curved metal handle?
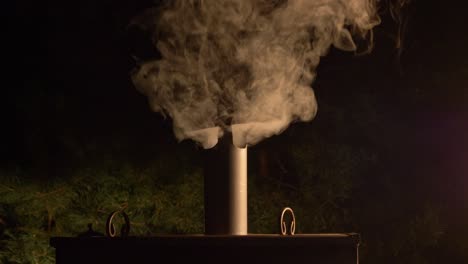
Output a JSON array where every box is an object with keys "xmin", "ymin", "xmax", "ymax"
[
  {"xmin": 280, "ymin": 207, "xmax": 296, "ymax": 235},
  {"xmin": 106, "ymin": 210, "xmax": 130, "ymax": 237}
]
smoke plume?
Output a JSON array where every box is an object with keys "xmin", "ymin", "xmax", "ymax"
[{"xmin": 132, "ymin": 0, "xmax": 380, "ymax": 149}]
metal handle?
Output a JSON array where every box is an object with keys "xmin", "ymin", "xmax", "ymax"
[
  {"xmin": 106, "ymin": 210, "xmax": 130, "ymax": 237},
  {"xmin": 280, "ymin": 207, "xmax": 296, "ymax": 235}
]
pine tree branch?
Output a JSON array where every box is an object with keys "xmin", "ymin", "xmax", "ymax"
[
  {"xmin": 0, "ymin": 184, "xmax": 15, "ymax": 192},
  {"xmin": 35, "ymin": 187, "xmax": 66, "ymax": 199}
]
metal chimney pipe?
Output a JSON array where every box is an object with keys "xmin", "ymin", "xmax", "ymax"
[
  {"xmin": 228, "ymin": 144, "xmax": 247, "ymax": 235},
  {"xmin": 203, "ymin": 136, "xmax": 248, "ymax": 235}
]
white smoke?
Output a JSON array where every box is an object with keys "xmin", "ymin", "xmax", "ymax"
[{"xmin": 132, "ymin": 0, "xmax": 380, "ymax": 148}]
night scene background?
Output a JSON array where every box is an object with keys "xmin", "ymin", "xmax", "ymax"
[{"xmin": 2, "ymin": 0, "xmax": 468, "ymax": 263}]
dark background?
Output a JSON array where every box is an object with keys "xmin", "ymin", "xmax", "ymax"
[{"xmin": 3, "ymin": 0, "xmax": 468, "ymax": 262}]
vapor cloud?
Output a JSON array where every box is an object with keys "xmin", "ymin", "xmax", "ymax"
[{"xmin": 132, "ymin": 0, "xmax": 380, "ymax": 148}]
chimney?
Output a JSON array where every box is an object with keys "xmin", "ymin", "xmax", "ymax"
[{"xmin": 203, "ymin": 135, "xmax": 247, "ymax": 235}]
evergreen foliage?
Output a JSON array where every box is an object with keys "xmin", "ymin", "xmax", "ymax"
[{"xmin": 0, "ymin": 163, "xmax": 205, "ymax": 263}]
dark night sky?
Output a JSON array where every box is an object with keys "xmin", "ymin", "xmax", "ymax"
[{"xmin": 4, "ymin": 0, "xmax": 468, "ymax": 229}]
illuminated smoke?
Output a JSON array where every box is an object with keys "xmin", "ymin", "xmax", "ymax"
[{"xmin": 132, "ymin": 0, "xmax": 380, "ymax": 149}]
